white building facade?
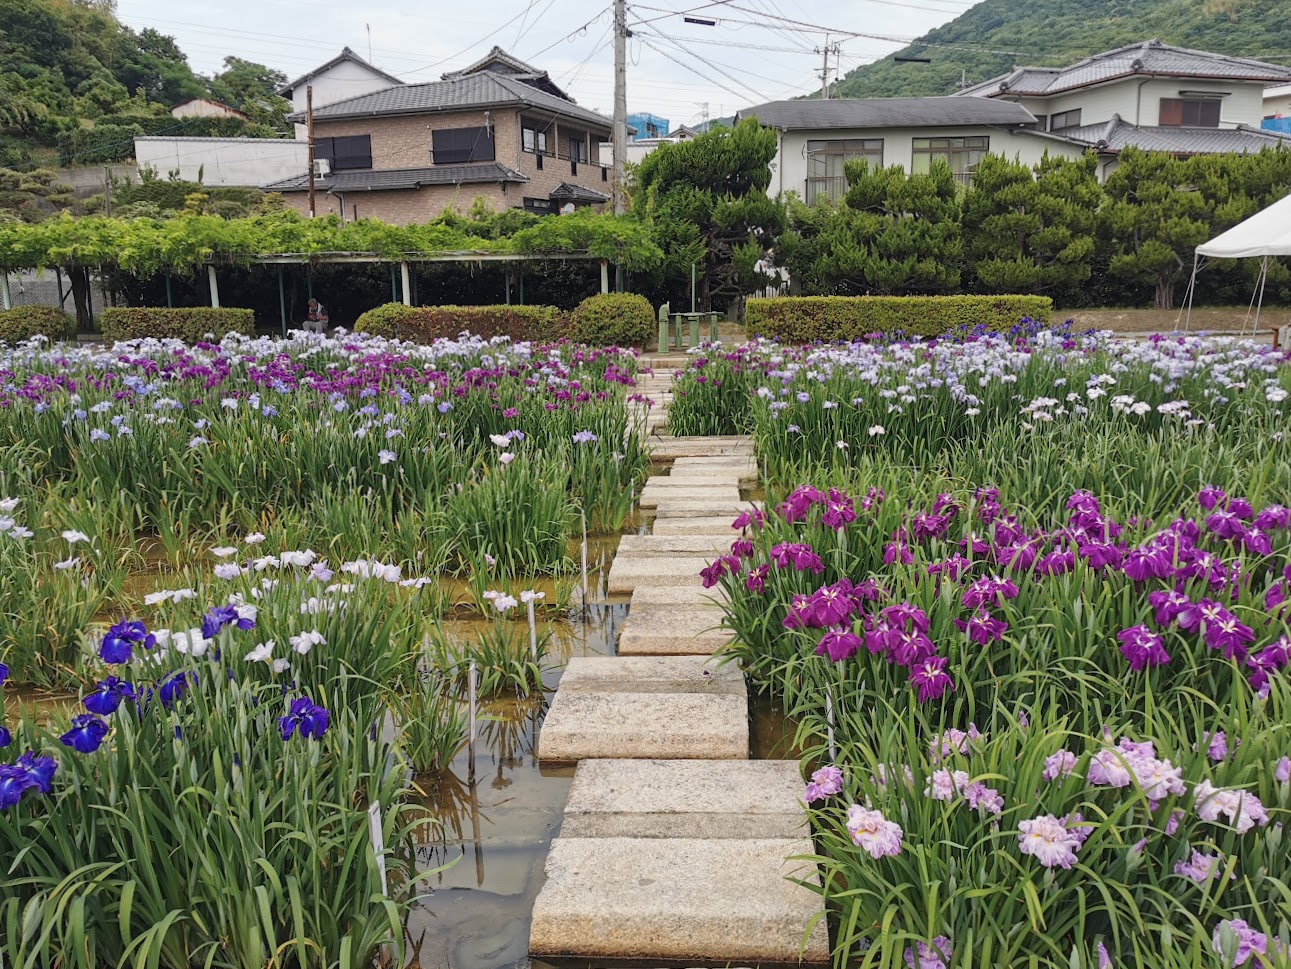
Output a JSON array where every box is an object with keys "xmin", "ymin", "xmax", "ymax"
[
  {"xmin": 134, "ymin": 136, "xmax": 308, "ymax": 187},
  {"xmin": 277, "ymin": 48, "xmax": 404, "ymax": 139}
]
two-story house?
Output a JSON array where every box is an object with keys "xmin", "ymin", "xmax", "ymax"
[
  {"xmin": 957, "ymin": 40, "xmax": 1291, "ymax": 179},
  {"xmin": 266, "ymin": 47, "xmax": 614, "ymax": 224}
]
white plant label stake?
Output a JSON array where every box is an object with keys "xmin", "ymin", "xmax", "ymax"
[
  {"xmin": 368, "ymin": 801, "xmax": 388, "ymax": 896},
  {"xmin": 527, "ymin": 598, "xmax": 538, "ymax": 661},
  {"xmin": 825, "ymin": 686, "xmax": 837, "ymax": 762},
  {"xmin": 468, "ymin": 660, "xmax": 478, "ymax": 745},
  {"xmin": 580, "ymin": 507, "xmax": 589, "ymax": 605}
]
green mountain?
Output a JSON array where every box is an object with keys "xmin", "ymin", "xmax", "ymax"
[{"xmin": 835, "ymin": 0, "xmax": 1291, "ymax": 99}]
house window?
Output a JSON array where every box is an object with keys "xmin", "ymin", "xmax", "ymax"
[
  {"xmin": 1032, "ymin": 114, "xmax": 1048, "ymax": 131},
  {"xmin": 523, "ymin": 197, "xmax": 553, "ymax": 216},
  {"xmin": 522, "ymin": 125, "xmax": 550, "ymax": 155},
  {"xmin": 1159, "ymin": 98, "xmax": 1221, "ymax": 127},
  {"xmin": 804, "ymin": 138, "xmax": 883, "ymax": 204},
  {"xmin": 910, "ymin": 136, "xmax": 989, "ymax": 184},
  {"xmin": 1049, "ymin": 109, "xmax": 1082, "ymax": 131},
  {"xmin": 568, "ymin": 135, "xmax": 588, "ymax": 163},
  {"xmin": 314, "ymin": 135, "xmax": 372, "ymax": 171},
  {"xmin": 431, "ymin": 125, "xmax": 496, "ymax": 164}
]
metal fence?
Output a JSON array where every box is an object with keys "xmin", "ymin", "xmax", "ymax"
[{"xmin": 3, "ymin": 270, "xmax": 118, "ymax": 318}]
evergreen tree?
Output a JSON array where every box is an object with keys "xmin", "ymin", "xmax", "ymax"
[
  {"xmin": 963, "ymin": 152, "xmax": 1101, "ymax": 298},
  {"xmin": 632, "ymin": 118, "xmax": 785, "ymax": 311}
]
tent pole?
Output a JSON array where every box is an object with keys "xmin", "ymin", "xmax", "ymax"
[
  {"xmin": 1182, "ymin": 252, "xmax": 1199, "ymax": 333},
  {"xmin": 1252, "ymin": 256, "xmax": 1270, "ymax": 338}
]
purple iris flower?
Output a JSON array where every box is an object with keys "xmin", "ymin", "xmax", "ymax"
[
  {"xmin": 954, "ymin": 610, "xmax": 1008, "ymax": 645},
  {"xmin": 730, "ymin": 539, "xmax": 756, "ymax": 559},
  {"xmin": 881, "ymin": 602, "xmax": 931, "ymax": 633},
  {"xmin": 82, "ymin": 676, "xmax": 136, "ymax": 716},
  {"xmin": 816, "ymin": 629, "xmax": 863, "ymax": 663},
  {"xmin": 911, "ymin": 512, "xmax": 952, "ymax": 541},
  {"xmin": 1205, "ymin": 510, "xmax": 1246, "ymax": 541},
  {"xmin": 961, "ymin": 576, "xmax": 1019, "ymax": 610},
  {"xmin": 997, "ymin": 542, "xmax": 1039, "ymax": 573},
  {"xmin": 883, "ymin": 540, "xmax": 914, "ymax": 566},
  {"xmin": 808, "ymin": 584, "xmax": 858, "ymax": 627},
  {"xmin": 777, "ymin": 485, "xmax": 825, "ymax": 524},
  {"xmin": 1241, "ymin": 528, "xmax": 1273, "ymax": 556},
  {"xmin": 99, "ymin": 620, "xmax": 156, "ymax": 665},
  {"xmin": 1254, "ymin": 505, "xmax": 1290, "ymax": 530},
  {"xmin": 1036, "ymin": 549, "xmax": 1076, "ymax": 577},
  {"xmin": 769, "ymin": 543, "xmax": 824, "ymax": 574},
  {"xmin": 1117, "ymin": 625, "xmax": 1171, "ymax": 670},
  {"xmin": 909, "ymin": 656, "xmax": 954, "ymax": 702},
  {"xmin": 1177, "ymin": 598, "xmax": 1223, "ymax": 635},
  {"xmin": 1079, "ymin": 542, "xmax": 1123, "ymax": 571},
  {"xmin": 278, "ymin": 696, "xmax": 330, "ymax": 740},
  {"xmin": 928, "ymin": 554, "xmax": 972, "ymax": 581},
  {"xmin": 1066, "ymin": 490, "xmax": 1100, "ymax": 516},
  {"xmin": 731, "ymin": 509, "xmax": 767, "ymax": 530},
  {"xmin": 1122, "ymin": 545, "xmax": 1173, "ymax": 582},
  {"xmin": 745, "ymin": 564, "xmax": 769, "ymax": 593},
  {"xmin": 60, "ymin": 714, "xmax": 109, "ymax": 753},
  {"xmin": 1198, "ymin": 485, "xmax": 1227, "ymax": 511},
  {"xmin": 1267, "ymin": 581, "xmax": 1287, "ymax": 613},
  {"xmin": 887, "ymin": 629, "xmax": 938, "ymax": 667},
  {"xmin": 1202, "ymin": 613, "xmax": 1255, "ymax": 662},
  {"xmin": 1148, "ymin": 590, "xmax": 1190, "ymax": 626},
  {"xmin": 1228, "ymin": 498, "xmax": 1254, "ymax": 521},
  {"xmin": 821, "ymin": 489, "xmax": 856, "ymax": 530}
]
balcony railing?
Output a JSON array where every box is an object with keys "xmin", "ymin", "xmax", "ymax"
[
  {"xmin": 524, "ymin": 146, "xmax": 610, "ymax": 180},
  {"xmin": 805, "ymin": 175, "xmax": 848, "ymax": 205}
]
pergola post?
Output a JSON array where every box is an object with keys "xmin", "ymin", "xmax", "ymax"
[
  {"xmin": 600, "ymin": 259, "xmax": 609, "ymax": 294},
  {"xmin": 518, "ymin": 268, "xmax": 524, "ymax": 305},
  {"xmin": 400, "ymin": 261, "xmax": 412, "ymax": 307},
  {"xmin": 164, "ymin": 274, "xmax": 174, "ymax": 308},
  {"xmin": 278, "ymin": 268, "xmax": 288, "ymax": 338},
  {"xmin": 55, "ymin": 268, "xmax": 66, "ymax": 308},
  {"xmin": 389, "ymin": 265, "xmax": 398, "ymax": 304},
  {"xmin": 0, "ymin": 272, "xmax": 10, "ymax": 311},
  {"xmin": 505, "ymin": 269, "xmax": 512, "ymax": 306},
  {"xmin": 207, "ymin": 265, "xmax": 220, "ymax": 308}
]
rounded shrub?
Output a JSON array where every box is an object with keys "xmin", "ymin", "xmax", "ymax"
[
  {"xmin": 99, "ymin": 307, "xmax": 255, "ymax": 343},
  {"xmin": 567, "ymin": 293, "xmax": 654, "ymax": 348},
  {"xmin": 0, "ymin": 306, "xmax": 75, "ymax": 344},
  {"xmin": 354, "ymin": 303, "xmax": 566, "ymax": 342}
]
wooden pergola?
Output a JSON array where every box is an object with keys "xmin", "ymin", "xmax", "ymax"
[{"xmin": 199, "ymin": 249, "xmax": 614, "ymax": 335}]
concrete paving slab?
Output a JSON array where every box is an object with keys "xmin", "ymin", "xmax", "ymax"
[
  {"xmin": 630, "ymin": 585, "xmax": 727, "ymax": 607},
  {"xmin": 616, "ymin": 535, "xmax": 733, "ymax": 557},
  {"xmin": 639, "ymin": 487, "xmax": 742, "ymax": 509},
  {"xmin": 652, "ymin": 500, "xmax": 754, "ymax": 519},
  {"xmin": 538, "ymin": 692, "xmax": 748, "ymax": 764},
  {"xmin": 651, "ymin": 516, "xmax": 742, "ymax": 535},
  {"xmin": 557, "ymin": 655, "xmax": 744, "ymax": 696},
  {"xmin": 560, "ymin": 759, "xmax": 807, "ymax": 840},
  {"xmin": 650, "ymin": 438, "xmax": 755, "ymax": 460},
  {"xmin": 617, "ymin": 605, "xmax": 729, "ymax": 656},
  {"xmin": 641, "ymin": 475, "xmax": 744, "ymax": 488},
  {"xmin": 529, "ymin": 837, "xmax": 829, "ymax": 964},
  {"xmin": 607, "ymin": 555, "xmax": 712, "ymax": 595}
]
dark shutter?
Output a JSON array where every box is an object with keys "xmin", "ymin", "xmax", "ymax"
[
  {"xmin": 1199, "ymin": 100, "xmax": 1221, "ymax": 127},
  {"xmin": 331, "ymin": 135, "xmax": 372, "ymax": 170},
  {"xmin": 1159, "ymin": 98, "xmax": 1184, "ymax": 126},
  {"xmin": 432, "ymin": 126, "xmax": 496, "ymax": 164},
  {"xmin": 314, "ymin": 136, "xmax": 335, "ymax": 164}
]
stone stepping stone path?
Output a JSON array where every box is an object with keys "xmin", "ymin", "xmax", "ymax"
[{"xmin": 529, "ymin": 432, "xmax": 829, "ymax": 966}]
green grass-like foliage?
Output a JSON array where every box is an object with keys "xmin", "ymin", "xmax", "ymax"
[
  {"xmin": 746, "ymin": 294, "xmax": 1053, "ymax": 341},
  {"xmin": 354, "ymin": 302, "xmax": 566, "ymax": 342},
  {"xmin": 100, "ymin": 307, "xmax": 255, "ymax": 342},
  {"xmin": 567, "ymin": 292, "xmax": 655, "ymax": 348},
  {"xmin": 0, "ymin": 305, "xmax": 74, "ymax": 343}
]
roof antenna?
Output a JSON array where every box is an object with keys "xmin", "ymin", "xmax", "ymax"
[{"xmin": 366, "ymin": 24, "xmax": 373, "ymax": 64}]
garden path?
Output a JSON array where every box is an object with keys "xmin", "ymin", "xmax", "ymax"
[{"xmin": 528, "ymin": 370, "xmax": 829, "ymax": 966}]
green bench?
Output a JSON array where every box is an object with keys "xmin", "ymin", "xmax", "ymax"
[{"xmin": 656, "ymin": 302, "xmax": 722, "ymax": 352}]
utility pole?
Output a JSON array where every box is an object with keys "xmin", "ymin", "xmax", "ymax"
[
  {"xmin": 819, "ymin": 33, "xmax": 831, "ymax": 99},
  {"xmin": 306, "ymin": 84, "xmax": 316, "ymax": 219},
  {"xmin": 612, "ymin": 0, "xmax": 628, "ymax": 215}
]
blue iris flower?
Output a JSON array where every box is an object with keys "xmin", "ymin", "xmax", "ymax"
[
  {"xmin": 278, "ymin": 696, "xmax": 330, "ymax": 741},
  {"xmin": 0, "ymin": 725, "xmax": 10, "ymax": 748},
  {"xmin": 201, "ymin": 604, "xmax": 255, "ymax": 641},
  {"xmin": 0, "ymin": 661, "xmax": 8, "ymax": 684},
  {"xmin": 0, "ymin": 765, "xmax": 33, "ymax": 809},
  {"xmin": 60, "ymin": 714, "xmax": 109, "ymax": 754},
  {"xmin": 158, "ymin": 671, "xmax": 193, "ymax": 710},
  {"xmin": 17, "ymin": 751, "xmax": 56, "ymax": 793},
  {"xmin": 99, "ymin": 620, "xmax": 156, "ymax": 665},
  {"xmin": 83, "ymin": 676, "xmax": 137, "ymax": 716}
]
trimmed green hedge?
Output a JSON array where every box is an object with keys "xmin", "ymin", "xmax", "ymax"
[
  {"xmin": 0, "ymin": 306, "xmax": 75, "ymax": 343},
  {"xmin": 568, "ymin": 293, "xmax": 654, "ymax": 348},
  {"xmin": 746, "ymin": 295, "xmax": 1053, "ymax": 342},
  {"xmin": 100, "ymin": 307, "xmax": 255, "ymax": 343},
  {"xmin": 354, "ymin": 304, "xmax": 566, "ymax": 342}
]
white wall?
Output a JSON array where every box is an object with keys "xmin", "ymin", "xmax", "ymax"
[
  {"xmin": 768, "ymin": 126, "xmax": 1088, "ymax": 200},
  {"xmin": 289, "ymin": 61, "xmax": 398, "ymax": 138},
  {"xmin": 134, "ymin": 136, "xmax": 308, "ymax": 187},
  {"xmin": 599, "ymin": 138, "xmax": 676, "ymax": 167},
  {"xmin": 1004, "ymin": 78, "xmax": 1269, "ymax": 130},
  {"xmin": 1266, "ymin": 84, "xmax": 1291, "ymax": 118},
  {"xmin": 171, "ymin": 99, "xmax": 244, "ymax": 120}
]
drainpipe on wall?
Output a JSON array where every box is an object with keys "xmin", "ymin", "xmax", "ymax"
[
  {"xmin": 1134, "ymin": 76, "xmax": 1155, "ymax": 127},
  {"xmin": 333, "ymin": 191, "xmax": 346, "ymax": 225}
]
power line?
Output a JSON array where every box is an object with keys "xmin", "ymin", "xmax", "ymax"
[
  {"xmin": 635, "ymin": 24, "xmax": 769, "ymax": 100},
  {"xmin": 402, "ymin": 3, "xmax": 541, "ymax": 75},
  {"xmin": 526, "ymin": 8, "xmax": 612, "ymax": 62},
  {"xmin": 638, "ymin": 36, "xmax": 758, "ymax": 104}
]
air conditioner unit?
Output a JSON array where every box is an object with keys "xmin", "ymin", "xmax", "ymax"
[{"xmin": 313, "ymin": 158, "xmax": 331, "ymax": 177}]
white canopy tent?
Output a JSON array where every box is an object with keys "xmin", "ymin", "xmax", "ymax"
[{"xmin": 1183, "ymin": 192, "xmax": 1291, "ymax": 334}]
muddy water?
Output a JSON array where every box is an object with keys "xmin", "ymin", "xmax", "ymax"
[{"xmin": 402, "ymin": 603, "xmax": 626, "ymax": 969}]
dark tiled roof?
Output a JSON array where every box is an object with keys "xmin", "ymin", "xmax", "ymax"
[
  {"xmin": 278, "ymin": 47, "xmax": 403, "ymax": 97},
  {"xmin": 958, "ymin": 39, "xmax": 1291, "ymax": 98},
  {"xmin": 737, "ymin": 97, "xmax": 1037, "ymax": 130},
  {"xmin": 262, "ymin": 163, "xmax": 529, "ymax": 193},
  {"xmin": 1042, "ymin": 118, "xmax": 1291, "ymax": 154},
  {"xmin": 288, "ymin": 72, "xmax": 613, "ymax": 131},
  {"xmin": 549, "ymin": 181, "xmax": 610, "ymax": 202}
]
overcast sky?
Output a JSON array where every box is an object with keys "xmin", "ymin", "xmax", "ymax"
[{"xmin": 114, "ymin": 0, "xmax": 981, "ymax": 123}]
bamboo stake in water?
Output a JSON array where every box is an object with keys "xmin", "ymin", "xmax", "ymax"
[
  {"xmin": 526, "ymin": 597, "xmax": 538, "ymax": 661},
  {"xmin": 825, "ymin": 685, "xmax": 837, "ymax": 762},
  {"xmin": 580, "ymin": 506, "xmax": 589, "ymax": 605},
  {"xmin": 468, "ymin": 660, "xmax": 478, "ymax": 745}
]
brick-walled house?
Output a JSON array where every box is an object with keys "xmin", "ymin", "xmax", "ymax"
[{"xmin": 265, "ymin": 47, "xmax": 614, "ymax": 224}]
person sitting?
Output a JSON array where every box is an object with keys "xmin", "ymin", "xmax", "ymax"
[{"xmin": 303, "ymin": 298, "xmax": 329, "ymax": 333}]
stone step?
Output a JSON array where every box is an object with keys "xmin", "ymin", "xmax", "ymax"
[
  {"xmin": 558, "ymin": 655, "xmax": 744, "ymax": 695},
  {"xmin": 652, "ymin": 516, "xmax": 742, "ymax": 536},
  {"xmin": 538, "ymin": 692, "xmax": 748, "ymax": 765},
  {"xmin": 639, "ymin": 486, "xmax": 743, "ymax": 510},
  {"xmin": 617, "ymin": 535, "xmax": 734, "ymax": 557},
  {"xmin": 652, "ymin": 500, "xmax": 753, "ymax": 519},
  {"xmin": 617, "ymin": 606, "xmax": 729, "ymax": 656},
  {"xmin": 606, "ymin": 555, "xmax": 710, "ymax": 594},
  {"xmin": 560, "ymin": 759, "xmax": 807, "ymax": 840},
  {"xmin": 529, "ymin": 837, "xmax": 829, "ymax": 964},
  {"xmin": 650, "ymin": 437, "xmax": 755, "ymax": 460}
]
